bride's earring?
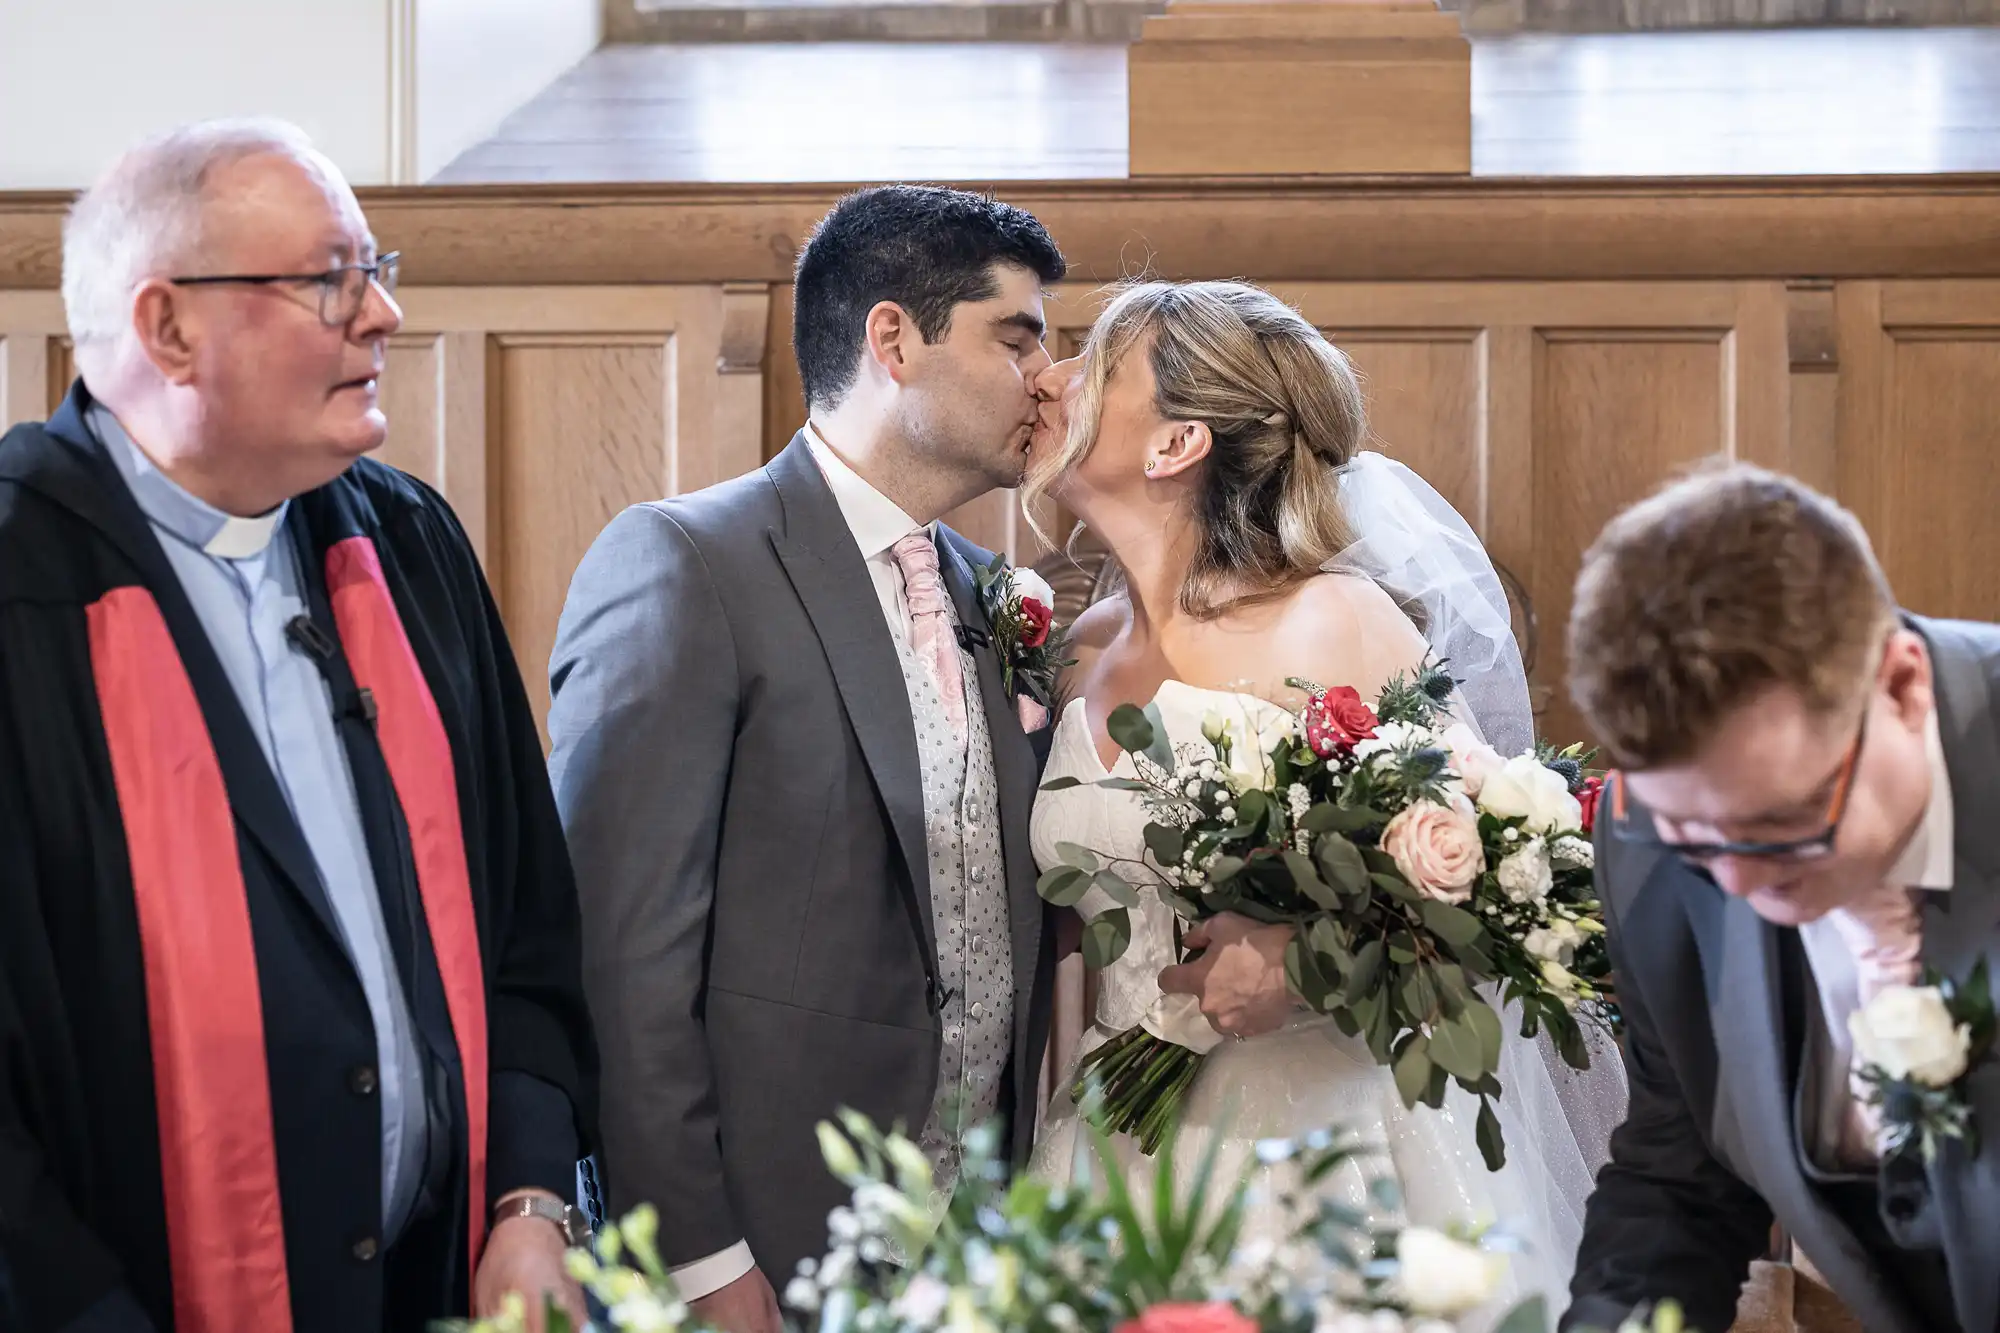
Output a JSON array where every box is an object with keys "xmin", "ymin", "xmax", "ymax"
[{"xmin": 1143, "ymin": 460, "xmax": 1156, "ymax": 476}]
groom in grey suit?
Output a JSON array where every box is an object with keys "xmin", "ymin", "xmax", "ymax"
[
  {"xmin": 546, "ymin": 186, "xmax": 1067, "ymax": 1333},
  {"xmin": 1562, "ymin": 464, "xmax": 2000, "ymax": 1333}
]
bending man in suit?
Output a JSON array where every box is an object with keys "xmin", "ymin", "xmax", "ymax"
[
  {"xmin": 548, "ymin": 186, "xmax": 1067, "ymax": 1333},
  {"xmin": 1563, "ymin": 463, "xmax": 2000, "ymax": 1333}
]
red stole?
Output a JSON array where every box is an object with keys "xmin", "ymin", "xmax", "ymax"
[{"xmin": 87, "ymin": 537, "xmax": 488, "ymax": 1333}]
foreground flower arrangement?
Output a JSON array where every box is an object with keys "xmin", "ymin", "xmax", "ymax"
[
  {"xmin": 456, "ymin": 1109, "xmax": 1684, "ymax": 1333},
  {"xmin": 1039, "ymin": 663, "xmax": 1614, "ymax": 1166}
]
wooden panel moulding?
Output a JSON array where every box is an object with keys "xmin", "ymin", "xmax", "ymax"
[{"xmin": 9, "ymin": 178, "xmax": 2000, "ymax": 290}]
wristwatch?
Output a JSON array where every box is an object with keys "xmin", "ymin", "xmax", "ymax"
[{"xmin": 493, "ymin": 1193, "xmax": 592, "ymax": 1247}]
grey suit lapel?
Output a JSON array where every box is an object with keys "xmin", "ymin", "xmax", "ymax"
[
  {"xmin": 1704, "ymin": 892, "xmax": 1915, "ymax": 1329},
  {"xmin": 766, "ymin": 436, "xmax": 937, "ymax": 971},
  {"xmin": 936, "ymin": 531, "xmax": 1046, "ymax": 1072},
  {"xmin": 1911, "ymin": 616, "xmax": 2000, "ymax": 1333}
]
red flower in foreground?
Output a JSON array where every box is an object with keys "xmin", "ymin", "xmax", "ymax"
[
  {"xmin": 1019, "ymin": 597, "xmax": 1053, "ymax": 649},
  {"xmin": 1577, "ymin": 775, "xmax": 1604, "ymax": 833},
  {"xmin": 1117, "ymin": 1304, "xmax": 1258, "ymax": 1333},
  {"xmin": 1304, "ymin": 685, "xmax": 1379, "ymax": 757}
]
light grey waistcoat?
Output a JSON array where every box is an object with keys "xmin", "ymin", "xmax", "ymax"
[{"xmin": 894, "ymin": 590, "xmax": 1013, "ymax": 1193}]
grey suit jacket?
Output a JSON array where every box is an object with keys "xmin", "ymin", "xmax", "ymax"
[
  {"xmin": 546, "ymin": 435, "xmax": 1055, "ymax": 1285},
  {"xmin": 1565, "ymin": 615, "xmax": 2000, "ymax": 1333}
]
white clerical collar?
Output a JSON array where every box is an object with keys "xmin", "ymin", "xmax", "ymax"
[
  {"xmin": 801, "ymin": 422, "xmax": 931, "ymax": 560},
  {"xmin": 90, "ymin": 404, "xmax": 287, "ymax": 559},
  {"xmin": 1888, "ymin": 705, "xmax": 1955, "ymax": 891}
]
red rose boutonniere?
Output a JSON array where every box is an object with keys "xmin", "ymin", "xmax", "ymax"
[{"xmin": 972, "ymin": 555, "xmax": 1074, "ymax": 717}]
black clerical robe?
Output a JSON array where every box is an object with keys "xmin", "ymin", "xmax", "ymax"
[{"xmin": 0, "ymin": 382, "xmax": 599, "ymax": 1333}]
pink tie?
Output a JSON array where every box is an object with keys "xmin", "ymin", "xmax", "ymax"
[
  {"xmin": 1833, "ymin": 885, "xmax": 1924, "ymax": 1164},
  {"xmin": 891, "ymin": 532, "xmax": 969, "ymax": 746}
]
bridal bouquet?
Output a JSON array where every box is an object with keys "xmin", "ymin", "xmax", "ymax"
[
  {"xmin": 1039, "ymin": 662, "xmax": 1613, "ymax": 1166},
  {"xmin": 457, "ymin": 1106, "xmax": 1687, "ymax": 1333}
]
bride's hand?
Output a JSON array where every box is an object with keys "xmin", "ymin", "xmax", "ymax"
[{"xmin": 1157, "ymin": 913, "xmax": 1298, "ymax": 1040}]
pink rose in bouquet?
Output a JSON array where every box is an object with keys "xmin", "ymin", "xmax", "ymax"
[{"xmin": 1380, "ymin": 794, "xmax": 1485, "ymax": 904}]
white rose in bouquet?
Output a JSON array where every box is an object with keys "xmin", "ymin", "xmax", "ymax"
[
  {"xmin": 1849, "ymin": 985, "xmax": 1972, "ymax": 1087},
  {"xmin": 1478, "ymin": 755, "xmax": 1583, "ymax": 835},
  {"xmin": 1394, "ymin": 1227, "xmax": 1507, "ymax": 1317}
]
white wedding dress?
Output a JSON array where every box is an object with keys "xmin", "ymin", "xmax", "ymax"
[{"xmin": 1030, "ymin": 681, "xmax": 1609, "ymax": 1332}]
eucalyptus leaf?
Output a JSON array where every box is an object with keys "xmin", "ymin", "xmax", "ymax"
[
  {"xmin": 1344, "ymin": 939, "xmax": 1385, "ymax": 1004},
  {"xmin": 1105, "ymin": 704, "xmax": 1156, "ymax": 757},
  {"xmin": 1552, "ymin": 1013, "xmax": 1591, "ymax": 1070},
  {"xmin": 1433, "ymin": 961, "xmax": 1473, "ymax": 1016},
  {"xmin": 1037, "ymin": 865, "xmax": 1091, "ymax": 907},
  {"xmin": 1286, "ymin": 939, "xmax": 1332, "ymax": 1011},
  {"xmin": 1315, "ymin": 833, "xmax": 1370, "ymax": 894},
  {"xmin": 1491, "ymin": 1297, "xmax": 1549, "ymax": 1333},
  {"xmin": 1142, "ymin": 701, "xmax": 1177, "ymax": 775},
  {"xmin": 1302, "ymin": 803, "xmax": 1384, "ymax": 835},
  {"xmin": 1468, "ymin": 999, "xmax": 1505, "ymax": 1070},
  {"xmin": 1054, "ymin": 842, "xmax": 1101, "ymax": 874},
  {"xmin": 1392, "ymin": 1039, "xmax": 1432, "ymax": 1107},
  {"xmin": 1476, "ymin": 1096, "xmax": 1507, "ymax": 1171},
  {"xmin": 1144, "ymin": 823, "xmax": 1187, "ymax": 869},
  {"xmin": 1401, "ymin": 967, "xmax": 1440, "ymax": 1024},
  {"xmin": 1040, "ymin": 776, "xmax": 1084, "ymax": 791},
  {"xmin": 1420, "ymin": 899, "xmax": 1485, "ymax": 948},
  {"xmin": 1080, "ymin": 908, "xmax": 1132, "ymax": 969},
  {"xmin": 1096, "ymin": 777, "xmax": 1154, "ymax": 793},
  {"xmin": 1372, "ymin": 872, "xmax": 1421, "ymax": 902},
  {"xmin": 1091, "ymin": 869, "xmax": 1140, "ymax": 908},
  {"xmin": 1430, "ymin": 1015, "xmax": 1487, "ymax": 1081},
  {"xmin": 1283, "ymin": 851, "xmax": 1341, "ymax": 910},
  {"xmin": 1208, "ymin": 856, "xmax": 1246, "ymax": 883}
]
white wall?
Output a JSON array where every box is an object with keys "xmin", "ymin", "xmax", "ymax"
[
  {"xmin": 415, "ymin": 0, "xmax": 602, "ymax": 182},
  {"xmin": 0, "ymin": 0, "xmax": 600, "ymax": 190},
  {"xmin": 0, "ymin": 0, "xmax": 392, "ymax": 190}
]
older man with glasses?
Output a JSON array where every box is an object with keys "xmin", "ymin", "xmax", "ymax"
[
  {"xmin": 1560, "ymin": 463, "xmax": 1996, "ymax": 1333},
  {"xmin": 0, "ymin": 119, "xmax": 597, "ymax": 1333}
]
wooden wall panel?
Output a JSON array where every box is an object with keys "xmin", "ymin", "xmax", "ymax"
[
  {"xmin": 1840, "ymin": 280, "xmax": 2000, "ymax": 627},
  {"xmin": 494, "ymin": 336, "xmax": 675, "ymax": 731},
  {"xmin": 378, "ymin": 333, "xmax": 445, "ymax": 488},
  {"xmin": 0, "ymin": 292, "xmax": 66, "ymax": 426},
  {"xmin": 1337, "ymin": 333, "xmax": 1484, "ymax": 532},
  {"xmin": 1532, "ymin": 333, "xmax": 1734, "ymax": 744}
]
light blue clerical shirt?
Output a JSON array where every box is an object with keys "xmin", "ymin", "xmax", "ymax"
[{"xmin": 93, "ymin": 406, "xmax": 427, "ymax": 1236}]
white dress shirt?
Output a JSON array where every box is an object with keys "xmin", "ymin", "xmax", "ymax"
[
  {"xmin": 670, "ymin": 424, "xmax": 935, "ymax": 1300},
  {"xmin": 1799, "ymin": 707, "xmax": 1955, "ymax": 1167}
]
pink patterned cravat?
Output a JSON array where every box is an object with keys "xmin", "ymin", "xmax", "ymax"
[
  {"xmin": 890, "ymin": 532, "xmax": 969, "ymax": 747},
  {"xmin": 1833, "ymin": 883, "xmax": 1924, "ymax": 1164}
]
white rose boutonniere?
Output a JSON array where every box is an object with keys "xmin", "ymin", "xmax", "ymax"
[
  {"xmin": 972, "ymin": 555, "xmax": 1073, "ymax": 722},
  {"xmin": 1850, "ymin": 961, "xmax": 1997, "ymax": 1163}
]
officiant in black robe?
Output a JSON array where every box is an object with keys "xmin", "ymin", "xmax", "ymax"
[{"xmin": 0, "ymin": 120, "xmax": 597, "ymax": 1333}]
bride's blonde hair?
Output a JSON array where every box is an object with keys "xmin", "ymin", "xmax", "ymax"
[{"xmin": 1027, "ymin": 280, "xmax": 1367, "ymax": 619}]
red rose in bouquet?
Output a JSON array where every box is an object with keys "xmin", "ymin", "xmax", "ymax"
[
  {"xmin": 1304, "ymin": 685, "xmax": 1378, "ymax": 757},
  {"xmin": 1577, "ymin": 775, "xmax": 1604, "ymax": 833},
  {"xmin": 1019, "ymin": 597, "xmax": 1053, "ymax": 649},
  {"xmin": 1116, "ymin": 1305, "xmax": 1258, "ymax": 1333}
]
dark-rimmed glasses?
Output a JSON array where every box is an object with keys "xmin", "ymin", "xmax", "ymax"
[
  {"xmin": 1610, "ymin": 708, "xmax": 1869, "ymax": 864},
  {"xmin": 170, "ymin": 252, "xmax": 400, "ymax": 327}
]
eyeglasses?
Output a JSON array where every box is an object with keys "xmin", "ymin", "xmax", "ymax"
[
  {"xmin": 1610, "ymin": 708, "xmax": 1868, "ymax": 865},
  {"xmin": 170, "ymin": 252, "xmax": 400, "ymax": 327}
]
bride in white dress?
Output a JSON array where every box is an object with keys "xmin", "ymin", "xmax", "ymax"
[{"xmin": 1020, "ymin": 281, "xmax": 1627, "ymax": 1329}]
